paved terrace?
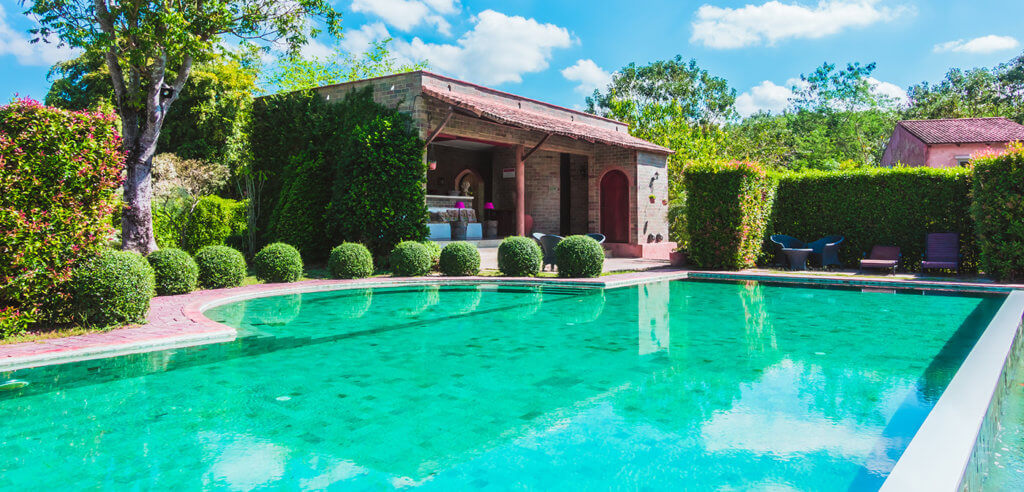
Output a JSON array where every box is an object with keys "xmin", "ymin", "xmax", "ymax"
[{"xmin": 2, "ymin": 268, "xmax": 1022, "ymax": 372}]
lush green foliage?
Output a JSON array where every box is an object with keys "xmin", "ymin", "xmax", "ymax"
[
  {"xmin": 328, "ymin": 243, "xmax": 374, "ymax": 279},
  {"xmin": 252, "ymin": 88, "xmax": 428, "ymax": 259},
  {"xmin": 554, "ymin": 236, "xmax": 605, "ymax": 278},
  {"xmin": 422, "ymin": 241, "xmax": 441, "ymax": 270},
  {"xmin": 254, "ymin": 243, "xmax": 303, "ymax": 283},
  {"xmin": 390, "ymin": 241, "xmax": 432, "ymax": 277},
  {"xmin": 771, "ymin": 166, "xmax": 975, "ymax": 271},
  {"xmin": 439, "ymin": 242, "xmax": 481, "ymax": 276},
  {"xmin": 194, "ymin": 245, "xmax": 247, "ymax": 289},
  {"xmin": 497, "ymin": 236, "xmax": 542, "ymax": 277},
  {"xmin": 905, "ymin": 54, "xmax": 1024, "ymax": 123},
  {"xmin": 684, "ymin": 161, "xmax": 776, "ymax": 269},
  {"xmin": 972, "ymin": 143, "xmax": 1024, "ymax": 280},
  {"xmin": 263, "ymin": 39, "xmax": 426, "ymax": 93},
  {"xmin": 0, "ymin": 99, "xmax": 123, "ymax": 334},
  {"xmin": 154, "ymin": 194, "xmax": 246, "ymax": 254},
  {"xmin": 71, "ymin": 250, "xmax": 155, "ymax": 327},
  {"xmin": 146, "ymin": 248, "xmax": 199, "ymax": 295}
]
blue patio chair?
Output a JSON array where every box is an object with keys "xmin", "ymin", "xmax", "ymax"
[
  {"xmin": 806, "ymin": 235, "xmax": 844, "ymax": 269},
  {"xmin": 586, "ymin": 233, "xmax": 606, "ymax": 244},
  {"xmin": 537, "ymin": 234, "xmax": 562, "ymax": 271}
]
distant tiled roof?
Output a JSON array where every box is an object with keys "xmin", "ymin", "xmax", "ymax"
[
  {"xmin": 420, "ymin": 82, "xmax": 672, "ymax": 154},
  {"xmin": 898, "ymin": 117, "xmax": 1024, "ymax": 144}
]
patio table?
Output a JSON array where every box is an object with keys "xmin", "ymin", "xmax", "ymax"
[{"xmin": 782, "ymin": 248, "xmax": 813, "ymax": 271}]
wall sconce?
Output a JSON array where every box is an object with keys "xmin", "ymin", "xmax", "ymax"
[{"xmin": 649, "ymin": 171, "xmax": 659, "ymax": 189}]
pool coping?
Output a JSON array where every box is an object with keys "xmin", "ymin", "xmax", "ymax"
[{"xmin": 879, "ymin": 290, "xmax": 1024, "ymax": 491}]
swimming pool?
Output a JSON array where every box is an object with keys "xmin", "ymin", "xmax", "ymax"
[{"xmin": 0, "ymin": 280, "xmax": 1006, "ymax": 489}]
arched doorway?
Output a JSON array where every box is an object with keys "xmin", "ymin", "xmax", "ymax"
[
  {"xmin": 454, "ymin": 169, "xmax": 485, "ymax": 220},
  {"xmin": 600, "ymin": 170, "xmax": 629, "ymax": 243}
]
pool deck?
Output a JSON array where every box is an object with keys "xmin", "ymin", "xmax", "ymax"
[{"xmin": 1, "ymin": 268, "xmax": 1021, "ymax": 373}]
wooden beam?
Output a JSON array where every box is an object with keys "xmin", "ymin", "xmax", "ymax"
[
  {"xmin": 522, "ymin": 133, "xmax": 552, "ymax": 160},
  {"xmin": 515, "ymin": 144, "xmax": 526, "ymax": 236},
  {"xmin": 423, "ymin": 107, "xmax": 454, "ymax": 149}
]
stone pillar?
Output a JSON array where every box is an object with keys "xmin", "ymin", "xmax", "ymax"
[{"xmin": 515, "ymin": 144, "xmax": 525, "ymax": 236}]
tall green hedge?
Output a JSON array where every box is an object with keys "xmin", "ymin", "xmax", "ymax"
[
  {"xmin": 250, "ymin": 88, "xmax": 427, "ymax": 260},
  {"xmin": 770, "ymin": 167, "xmax": 975, "ymax": 271},
  {"xmin": 972, "ymin": 143, "xmax": 1024, "ymax": 281},
  {"xmin": 684, "ymin": 161, "xmax": 776, "ymax": 269}
]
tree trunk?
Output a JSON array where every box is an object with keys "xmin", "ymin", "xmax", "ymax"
[{"xmin": 120, "ymin": 105, "xmax": 163, "ymax": 254}]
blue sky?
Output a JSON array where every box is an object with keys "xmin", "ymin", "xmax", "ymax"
[{"xmin": 2, "ymin": 0, "xmax": 1024, "ymax": 115}]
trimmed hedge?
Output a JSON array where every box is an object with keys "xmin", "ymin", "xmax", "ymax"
[
  {"xmin": 194, "ymin": 245, "xmax": 247, "ymax": 289},
  {"xmin": 439, "ymin": 242, "xmax": 481, "ymax": 276},
  {"xmin": 390, "ymin": 241, "xmax": 432, "ymax": 277},
  {"xmin": 422, "ymin": 241, "xmax": 441, "ymax": 270},
  {"xmin": 555, "ymin": 235, "xmax": 605, "ymax": 278},
  {"xmin": 770, "ymin": 166, "xmax": 974, "ymax": 271},
  {"xmin": 147, "ymin": 248, "xmax": 198, "ymax": 295},
  {"xmin": 0, "ymin": 99, "xmax": 123, "ymax": 334},
  {"xmin": 498, "ymin": 236, "xmax": 542, "ymax": 277},
  {"xmin": 328, "ymin": 243, "xmax": 374, "ymax": 279},
  {"xmin": 71, "ymin": 250, "xmax": 155, "ymax": 327},
  {"xmin": 972, "ymin": 143, "xmax": 1024, "ymax": 281},
  {"xmin": 254, "ymin": 243, "xmax": 303, "ymax": 283},
  {"xmin": 684, "ymin": 161, "xmax": 776, "ymax": 269}
]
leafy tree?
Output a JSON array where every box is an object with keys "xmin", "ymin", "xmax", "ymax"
[
  {"xmin": 25, "ymin": 0, "xmax": 341, "ymax": 254},
  {"xmin": 905, "ymin": 52, "xmax": 1024, "ymax": 123},
  {"xmin": 263, "ymin": 39, "xmax": 426, "ymax": 93}
]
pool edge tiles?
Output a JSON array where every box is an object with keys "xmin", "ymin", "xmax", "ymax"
[{"xmin": 880, "ymin": 290, "xmax": 1024, "ymax": 492}]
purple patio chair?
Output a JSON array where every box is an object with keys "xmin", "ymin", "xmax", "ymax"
[
  {"xmin": 921, "ymin": 233, "xmax": 960, "ymax": 273},
  {"xmin": 859, "ymin": 246, "xmax": 901, "ymax": 275}
]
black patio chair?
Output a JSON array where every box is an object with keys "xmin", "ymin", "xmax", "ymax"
[
  {"xmin": 537, "ymin": 234, "xmax": 563, "ymax": 271},
  {"xmin": 806, "ymin": 235, "xmax": 844, "ymax": 269}
]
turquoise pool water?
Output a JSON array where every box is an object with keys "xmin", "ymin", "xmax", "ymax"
[
  {"xmin": 0, "ymin": 280, "xmax": 1005, "ymax": 490},
  {"xmin": 982, "ymin": 346, "xmax": 1024, "ymax": 489}
]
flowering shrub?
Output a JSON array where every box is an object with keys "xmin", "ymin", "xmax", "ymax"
[
  {"xmin": 684, "ymin": 160, "xmax": 776, "ymax": 269},
  {"xmin": 972, "ymin": 142, "xmax": 1024, "ymax": 281},
  {"xmin": 0, "ymin": 98, "xmax": 123, "ymax": 334}
]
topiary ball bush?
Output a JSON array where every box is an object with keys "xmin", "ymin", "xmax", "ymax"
[
  {"xmin": 555, "ymin": 235, "xmax": 605, "ymax": 278},
  {"xmin": 71, "ymin": 250, "xmax": 155, "ymax": 327},
  {"xmin": 439, "ymin": 242, "xmax": 481, "ymax": 276},
  {"xmin": 254, "ymin": 242, "xmax": 304, "ymax": 283},
  {"xmin": 390, "ymin": 241, "xmax": 432, "ymax": 277},
  {"xmin": 328, "ymin": 243, "xmax": 374, "ymax": 279},
  {"xmin": 194, "ymin": 245, "xmax": 247, "ymax": 289},
  {"xmin": 498, "ymin": 236, "xmax": 542, "ymax": 277},
  {"xmin": 421, "ymin": 241, "xmax": 441, "ymax": 270},
  {"xmin": 146, "ymin": 248, "xmax": 199, "ymax": 296}
]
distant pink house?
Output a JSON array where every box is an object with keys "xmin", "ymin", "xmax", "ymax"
[{"xmin": 881, "ymin": 117, "xmax": 1024, "ymax": 168}]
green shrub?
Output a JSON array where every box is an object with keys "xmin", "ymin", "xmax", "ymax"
[
  {"xmin": 770, "ymin": 166, "xmax": 974, "ymax": 271},
  {"xmin": 252, "ymin": 88, "xmax": 428, "ymax": 258},
  {"xmin": 422, "ymin": 241, "xmax": 441, "ymax": 270},
  {"xmin": 194, "ymin": 245, "xmax": 247, "ymax": 289},
  {"xmin": 181, "ymin": 195, "xmax": 243, "ymax": 254},
  {"xmin": 439, "ymin": 242, "xmax": 481, "ymax": 276},
  {"xmin": 498, "ymin": 236, "xmax": 542, "ymax": 277},
  {"xmin": 555, "ymin": 235, "xmax": 605, "ymax": 278},
  {"xmin": 71, "ymin": 250, "xmax": 155, "ymax": 327},
  {"xmin": 684, "ymin": 161, "xmax": 776, "ymax": 269},
  {"xmin": 328, "ymin": 243, "xmax": 374, "ymax": 279},
  {"xmin": 972, "ymin": 143, "xmax": 1024, "ymax": 280},
  {"xmin": 146, "ymin": 248, "xmax": 198, "ymax": 295},
  {"xmin": 390, "ymin": 241, "xmax": 432, "ymax": 277},
  {"xmin": 254, "ymin": 243, "xmax": 303, "ymax": 283},
  {"xmin": 0, "ymin": 98, "xmax": 123, "ymax": 332}
]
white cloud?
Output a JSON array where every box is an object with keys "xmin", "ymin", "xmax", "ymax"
[
  {"xmin": 339, "ymin": 22, "xmax": 393, "ymax": 55},
  {"xmin": 735, "ymin": 76, "xmax": 906, "ymax": 116},
  {"xmin": 933, "ymin": 35, "xmax": 1020, "ymax": 54},
  {"xmin": 691, "ymin": 0, "xmax": 909, "ymax": 49},
  {"xmin": 0, "ymin": 4, "xmax": 77, "ymax": 66},
  {"xmin": 351, "ymin": 0, "xmax": 454, "ymax": 36},
  {"xmin": 561, "ymin": 59, "xmax": 613, "ymax": 95},
  {"xmin": 392, "ymin": 10, "xmax": 573, "ymax": 85}
]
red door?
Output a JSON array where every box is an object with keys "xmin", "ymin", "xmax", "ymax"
[{"xmin": 600, "ymin": 170, "xmax": 629, "ymax": 243}]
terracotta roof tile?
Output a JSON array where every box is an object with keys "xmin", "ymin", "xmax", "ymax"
[
  {"xmin": 420, "ymin": 85, "xmax": 673, "ymax": 154},
  {"xmin": 899, "ymin": 117, "xmax": 1024, "ymax": 144}
]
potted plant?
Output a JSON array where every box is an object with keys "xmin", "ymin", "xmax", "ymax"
[{"xmin": 649, "ymin": 194, "xmax": 656, "ymax": 204}]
